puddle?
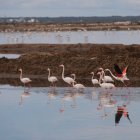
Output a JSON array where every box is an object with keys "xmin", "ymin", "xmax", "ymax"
[{"xmin": 0, "ymin": 54, "xmax": 20, "ymax": 59}]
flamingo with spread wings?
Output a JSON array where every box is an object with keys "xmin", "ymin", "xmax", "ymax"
[
  {"xmin": 114, "ymin": 64, "xmax": 128, "ymax": 79},
  {"xmin": 105, "ymin": 64, "xmax": 129, "ymax": 86}
]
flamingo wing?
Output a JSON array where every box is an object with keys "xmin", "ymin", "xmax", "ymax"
[
  {"xmin": 114, "ymin": 64, "xmax": 122, "ymax": 74},
  {"xmin": 21, "ymin": 78, "xmax": 31, "ymax": 83},
  {"xmin": 49, "ymin": 76, "xmax": 58, "ymax": 82},
  {"xmin": 122, "ymin": 66, "xmax": 128, "ymax": 76}
]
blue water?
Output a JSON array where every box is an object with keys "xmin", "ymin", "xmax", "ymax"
[
  {"xmin": 0, "ymin": 30, "xmax": 140, "ymax": 44},
  {"xmin": 0, "ymin": 85, "xmax": 140, "ymax": 140}
]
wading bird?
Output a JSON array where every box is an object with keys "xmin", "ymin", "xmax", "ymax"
[
  {"xmin": 59, "ymin": 64, "xmax": 75, "ymax": 86},
  {"xmin": 97, "ymin": 72, "xmax": 115, "ymax": 89},
  {"xmin": 98, "ymin": 68, "xmax": 114, "ymax": 83},
  {"xmin": 47, "ymin": 68, "xmax": 58, "ymax": 87},
  {"xmin": 71, "ymin": 73, "xmax": 85, "ymax": 90},
  {"xmin": 19, "ymin": 68, "xmax": 32, "ymax": 89},
  {"xmin": 90, "ymin": 72, "xmax": 99, "ymax": 86}
]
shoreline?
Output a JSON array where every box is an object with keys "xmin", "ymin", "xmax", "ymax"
[
  {"xmin": 1, "ymin": 23, "xmax": 140, "ymax": 32},
  {"xmin": 0, "ymin": 43, "xmax": 139, "ymax": 87}
]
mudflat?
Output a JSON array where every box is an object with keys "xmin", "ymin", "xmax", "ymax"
[{"xmin": 0, "ymin": 43, "xmax": 139, "ymax": 87}]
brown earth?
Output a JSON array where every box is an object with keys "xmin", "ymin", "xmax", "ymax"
[
  {"xmin": 1, "ymin": 23, "xmax": 140, "ymax": 32},
  {"xmin": 0, "ymin": 44, "xmax": 139, "ymax": 87}
]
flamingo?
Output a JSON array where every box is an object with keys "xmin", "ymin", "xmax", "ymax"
[
  {"xmin": 90, "ymin": 72, "xmax": 99, "ymax": 86},
  {"xmin": 97, "ymin": 72, "xmax": 115, "ymax": 89},
  {"xmin": 47, "ymin": 68, "xmax": 58, "ymax": 87},
  {"xmin": 71, "ymin": 73, "xmax": 76, "ymax": 81},
  {"xmin": 72, "ymin": 82, "xmax": 85, "ymax": 91},
  {"xmin": 98, "ymin": 68, "xmax": 114, "ymax": 83},
  {"xmin": 105, "ymin": 69, "xmax": 129, "ymax": 86},
  {"xmin": 59, "ymin": 64, "xmax": 75, "ymax": 86},
  {"xmin": 71, "ymin": 73, "xmax": 85, "ymax": 90},
  {"xmin": 19, "ymin": 68, "xmax": 32, "ymax": 89}
]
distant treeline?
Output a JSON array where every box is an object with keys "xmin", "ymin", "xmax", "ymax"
[{"xmin": 1, "ymin": 16, "xmax": 140, "ymax": 23}]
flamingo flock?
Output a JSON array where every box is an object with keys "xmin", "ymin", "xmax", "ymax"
[{"xmin": 19, "ymin": 64, "xmax": 129, "ymax": 91}]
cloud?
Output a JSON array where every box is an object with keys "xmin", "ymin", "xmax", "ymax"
[
  {"xmin": 0, "ymin": 0, "xmax": 140, "ymax": 16},
  {"xmin": 1, "ymin": 0, "xmax": 140, "ymax": 9}
]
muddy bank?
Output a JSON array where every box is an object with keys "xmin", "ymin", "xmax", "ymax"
[
  {"xmin": 0, "ymin": 44, "xmax": 139, "ymax": 87},
  {"xmin": 1, "ymin": 23, "xmax": 140, "ymax": 32}
]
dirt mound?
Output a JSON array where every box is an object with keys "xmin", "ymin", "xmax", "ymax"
[{"xmin": 0, "ymin": 44, "xmax": 139, "ymax": 87}]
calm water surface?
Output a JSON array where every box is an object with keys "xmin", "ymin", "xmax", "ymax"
[
  {"xmin": 0, "ymin": 85, "xmax": 140, "ymax": 140},
  {"xmin": 0, "ymin": 30, "xmax": 140, "ymax": 44},
  {"xmin": 0, "ymin": 54, "xmax": 20, "ymax": 59}
]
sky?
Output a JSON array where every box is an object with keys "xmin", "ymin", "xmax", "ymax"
[{"xmin": 0, "ymin": 0, "xmax": 140, "ymax": 17}]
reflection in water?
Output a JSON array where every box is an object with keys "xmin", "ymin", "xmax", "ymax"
[
  {"xmin": 0, "ymin": 54, "xmax": 20, "ymax": 59},
  {"xmin": 0, "ymin": 86, "xmax": 139, "ymax": 140},
  {"xmin": 97, "ymin": 92, "xmax": 117, "ymax": 119},
  {"xmin": 115, "ymin": 104, "xmax": 132, "ymax": 126},
  {"xmin": 60, "ymin": 92, "xmax": 76, "ymax": 112},
  {"xmin": 19, "ymin": 91, "xmax": 31, "ymax": 106},
  {"xmin": 47, "ymin": 89, "xmax": 58, "ymax": 105},
  {"xmin": 60, "ymin": 90, "xmax": 85, "ymax": 112}
]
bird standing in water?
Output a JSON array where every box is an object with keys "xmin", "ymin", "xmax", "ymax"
[
  {"xmin": 59, "ymin": 64, "xmax": 75, "ymax": 86},
  {"xmin": 47, "ymin": 68, "xmax": 58, "ymax": 87},
  {"xmin": 19, "ymin": 68, "xmax": 32, "ymax": 90}
]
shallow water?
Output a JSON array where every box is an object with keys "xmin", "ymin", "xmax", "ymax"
[
  {"xmin": 0, "ymin": 54, "xmax": 20, "ymax": 59},
  {"xmin": 0, "ymin": 30, "xmax": 140, "ymax": 44},
  {"xmin": 0, "ymin": 85, "xmax": 140, "ymax": 140}
]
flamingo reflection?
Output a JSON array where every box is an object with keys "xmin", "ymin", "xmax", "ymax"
[
  {"xmin": 59, "ymin": 91, "xmax": 84, "ymax": 113},
  {"xmin": 97, "ymin": 92, "xmax": 117, "ymax": 119},
  {"xmin": 19, "ymin": 91, "xmax": 31, "ymax": 106},
  {"xmin": 47, "ymin": 90, "xmax": 58, "ymax": 105}
]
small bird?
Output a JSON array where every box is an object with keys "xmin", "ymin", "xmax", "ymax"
[
  {"xmin": 47, "ymin": 68, "xmax": 58, "ymax": 87},
  {"xmin": 19, "ymin": 68, "xmax": 32, "ymax": 89}
]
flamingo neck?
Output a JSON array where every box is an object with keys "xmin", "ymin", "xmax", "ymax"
[
  {"xmin": 91, "ymin": 73, "xmax": 94, "ymax": 80},
  {"xmin": 106, "ymin": 69, "xmax": 117, "ymax": 80},
  {"xmin": 101, "ymin": 70, "xmax": 105, "ymax": 78},
  {"xmin": 48, "ymin": 69, "xmax": 50, "ymax": 79},
  {"xmin": 98, "ymin": 73, "xmax": 102, "ymax": 85},
  {"xmin": 73, "ymin": 75, "xmax": 76, "ymax": 81},
  {"xmin": 20, "ymin": 70, "xmax": 23, "ymax": 80},
  {"xmin": 62, "ymin": 66, "xmax": 65, "ymax": 79}
]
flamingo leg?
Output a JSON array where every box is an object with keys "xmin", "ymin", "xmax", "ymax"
[
  {"xmin": 23, "ymin": 83, "xmax": 26, "ymax": 91},
  {"xmin": 28, "ymin": 83, "xmax": 31, "ymax": 91}
]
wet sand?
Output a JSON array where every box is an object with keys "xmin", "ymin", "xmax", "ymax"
[{"xmin": 0, "ymin": 43, "xmax": 139, "ymax": 87}]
